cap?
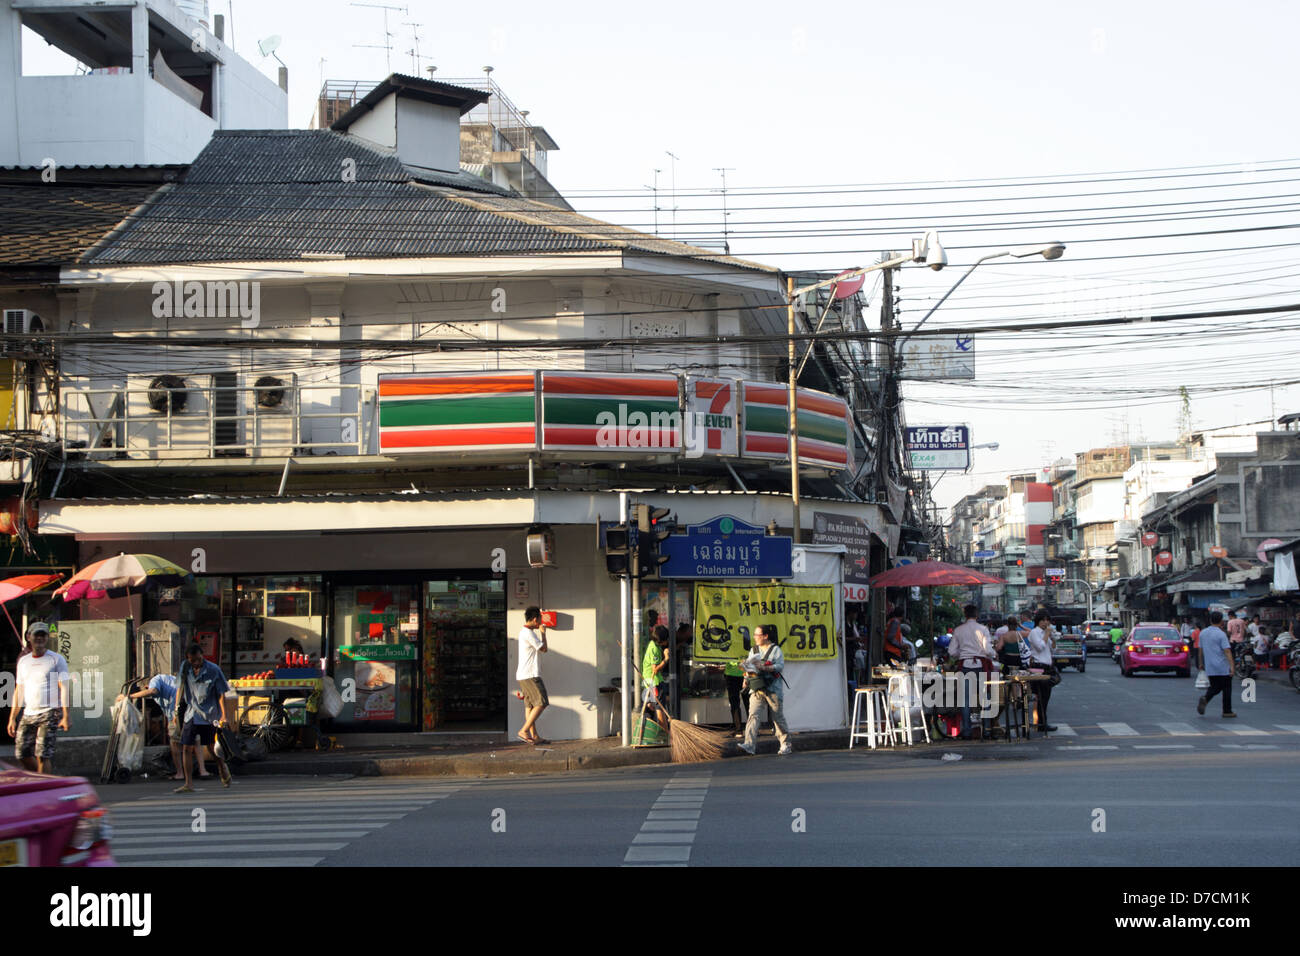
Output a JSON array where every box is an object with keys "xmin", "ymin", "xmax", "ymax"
[{"xmin": 25, "ymin": 621, "xmax": 50, "ymax": 637}]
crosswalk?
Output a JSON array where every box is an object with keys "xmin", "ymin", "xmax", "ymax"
[
  {"xmin": 623, "ymin": 770, "xmax": 713, "ymax": 866},
  {"xmin": 1047, "ymin": 721, "xmax": 1300, "ymax": 751},
  {"xmin": 105, "ymin": 779, "xmax": 465, "ymax": 866}
]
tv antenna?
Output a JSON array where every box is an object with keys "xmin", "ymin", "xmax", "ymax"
[
  {"xmin": 665, "ymin": 151, "xmax": 679, "ymax": 240},
  {"xmin": 713, "ymin": 167, "xmax": 734, "ymax": 255},
  {"xmin": 402, "ymin": 20, "xmax": 426, "ymax": 75},
  {"xmin": 351, "ymin": 2, "xmax": 407, "ymax": 73},
  {"xmin": 643, "ymin": 168, "xmax": 662, "ymax": 237}
]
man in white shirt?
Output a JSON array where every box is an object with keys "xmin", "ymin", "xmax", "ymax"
[
  {"xmin": 7, "ymin": 622, "xmax": 70, "ymax": 773},
  {"xmin": 949, "ymin": 605, "xmax": 994, "ymax": 740},
  {"xmin": 516, "ymin": 606, "xmax": 549, "ymax": 745}
]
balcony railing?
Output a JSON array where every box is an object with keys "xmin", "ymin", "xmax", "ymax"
[{"xmin": 61, "ymin": 381, "xmax": 365, "ymax": 460}]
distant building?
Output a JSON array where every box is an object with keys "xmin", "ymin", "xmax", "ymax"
[{"xmin": 0, "ymin": 0, "xmax": 286, "ymax": 166}]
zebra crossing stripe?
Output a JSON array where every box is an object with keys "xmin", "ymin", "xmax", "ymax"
[
  {"xmin": 1051, "ymin": 723, "xmax": 1077, "ymax": 736},
  {"xmin": 1225, "ymin": 725, "xmax": 1269, "ymax": 736},
  {"xmin": 1098, "ymin": 722, "xmax": 1138, "ymax": 736},
  {"xmin": 626, "ymin": 771, "xmax": 711, "ymax": 866},
  {"xmin": 1157, "ymin": 722, "xmax": 1203, "ymax": 736},
  {"xmin": 1275, "ymin": 725, "xmax": 1300, "ymax": 734}
]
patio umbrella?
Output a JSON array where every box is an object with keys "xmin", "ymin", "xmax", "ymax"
[
  {"xmin": 54, "ymin": 553, "xmax": 189, "ymax": 602},
  {"xmin": 0, "ymin": 572, "xmax": 62, "ymax": 644},
  {"xmin": 869, "ymin": 561, "xmax": 1006, "ymax": 664},
  {"xmin": 868, "ymin": 560, "xmax": 1006, "ymax": 589}
]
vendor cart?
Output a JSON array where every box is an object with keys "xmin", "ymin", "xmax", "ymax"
[{"xmin": 229, "ymin": 674, "xmax": 331, "ymax": 752}]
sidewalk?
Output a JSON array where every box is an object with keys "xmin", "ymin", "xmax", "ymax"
[{"xmin": 232, "ymin": 728, "xmax": 854, "ymax": 778}]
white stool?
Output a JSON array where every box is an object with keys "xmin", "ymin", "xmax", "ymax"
[
  {"xmin": 887, "ymin": 672, "xmax": 931, "ymax": 746},
  {"xmin": 850, "ymin": 686, "xmax": 894, "ymax": 749}
]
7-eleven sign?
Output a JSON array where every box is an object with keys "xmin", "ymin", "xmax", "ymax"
[{"xmin": 684, "ymin": 378, "xmax": 739, "ymax": 458}]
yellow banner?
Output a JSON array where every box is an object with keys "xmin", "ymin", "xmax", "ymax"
[{"xmin": 693, "ymin": 584, "xmax": 836, "ymax": 662}]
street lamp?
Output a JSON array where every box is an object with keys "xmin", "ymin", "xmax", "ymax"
[
  {"xmin": 784, "ymin": 231, "xmax": 948, "ymax": 543},
  {"xmin": 898, "ymin": 242, "xmax": 1067, "ymax": 351}
]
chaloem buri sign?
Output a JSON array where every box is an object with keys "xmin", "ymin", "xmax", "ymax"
[{"xmin": 906, "ymin": 424, "xmax": 971, "ymax": 471}]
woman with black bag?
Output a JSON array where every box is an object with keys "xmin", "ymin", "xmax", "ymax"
[{"xmin": 1023, "ymin": 611, "xmax": 1059, "ymax": 732}]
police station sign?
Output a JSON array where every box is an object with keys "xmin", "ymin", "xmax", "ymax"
[{"xmin": 906, "ymin": 424, "xmax": 971, "ymax": 471}]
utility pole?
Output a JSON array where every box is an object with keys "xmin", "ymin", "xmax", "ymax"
[{"xmin": 788, "ymin": 275, "xmax": 801, "ymax": 544}]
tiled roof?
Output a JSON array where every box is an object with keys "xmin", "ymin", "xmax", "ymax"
[
  {"xmin": 0, "ymin": 167, "xmax": 179, "ymax": 269},
  {"xmin": 81, "ymin": 131, "xmax": 776, "ymax": 272}
]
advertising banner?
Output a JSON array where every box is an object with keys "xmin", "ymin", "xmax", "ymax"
[
  {"xmin": 693, "ymin": 583, "xmax": 836, "ymax": 663},
  {"xmin": 377, "ymin": 371, "xmax": 538, "ymax": 453},
  {"xmin": 905, "ymin": 424, "xmax": 971, "ymax": 471}
]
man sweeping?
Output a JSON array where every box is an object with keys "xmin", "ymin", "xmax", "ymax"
[{"xmin": 738, "ymin": 625, "xmax": 792, "ymax": 756}]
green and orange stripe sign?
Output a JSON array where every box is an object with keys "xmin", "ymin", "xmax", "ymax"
[
  {"xmin": 740, "ymin": 383, "xmax": 851, "ymax": 471},
  {"xmin": 541, "ymin": 372, "xmax": 681, "ymax": 451},
  {"xmin": 378, "ymin": 372, "xmax": 538, "ymax": 453}
]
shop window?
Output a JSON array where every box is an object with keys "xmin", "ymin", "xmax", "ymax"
[
  {"xmin": 422, "ymin": 580, "xmax": 506, "ymax": 732},
  {"xmin": 332, "ymin": 584, "xmax": 420, "ymax": 727}
]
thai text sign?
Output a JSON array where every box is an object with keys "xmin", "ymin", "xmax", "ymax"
[
  {"xmin": 692, "ymin": 583, "xmax": 836, "ymax": 662},
  {"xmin": 906, "ymin": 424, "xmax": 971, "ymax": 471},
  {"xmin": 659, "ymin": 516, "xmax": 793, "ymax": 579}
]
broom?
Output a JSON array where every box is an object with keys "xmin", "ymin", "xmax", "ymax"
[{"xmin": 664, "ymin": 713, "xmax": 730, "ymax": 764}]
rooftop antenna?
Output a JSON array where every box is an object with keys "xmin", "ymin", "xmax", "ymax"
[
  {"xmin": 713, "ymin": 166, "xmax": 734, "ymax": 255},
  {"xmin": 351, "ymin": 2, "xmax": 407, "ymax": 73},
  {"xmin": 426, "ymin": 65, "xmax": 437, "ymax": 78},
  {"xmin": 402, "ymin": 20, "xmax": 425, "ymax": 75},
  {"xmin": 665, "ymin": 151, "xmax": 679, "ymax": 240},
  {"xmin": 643, "ymin": 168, "xmax": 662, "ymax": 236}
]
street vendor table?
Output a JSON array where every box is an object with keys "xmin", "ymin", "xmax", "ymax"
[{"xmin": 228, "ymin": 678, "xmax": 322, "ymax": 734}]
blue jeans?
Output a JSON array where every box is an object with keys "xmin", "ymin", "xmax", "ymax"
[{"xmin": 958, "ymin": 667, "xmax": 984, "ymax": 737}]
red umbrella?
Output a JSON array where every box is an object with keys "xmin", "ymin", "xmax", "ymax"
[
  {"xmin": 0, "ymin": 572, "xmax": 62, "ymax": 645},
  {"xmin": 869, "ymin": 560, "xmax": 1005, "ymax": 588}
]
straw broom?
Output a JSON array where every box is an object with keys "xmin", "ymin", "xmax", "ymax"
[{"xmin": 665, "ymin": 714, "xmax": 730, "ymax": 763}]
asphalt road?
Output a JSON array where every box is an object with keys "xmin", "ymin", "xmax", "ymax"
[{"xmin": 103, "ymin": 660, "xmax": 1300, "ymax": 866}]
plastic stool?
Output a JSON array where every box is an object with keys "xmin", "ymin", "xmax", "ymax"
[
  {"xmin": 850, "ymin": 686, "xmax": 894, "ymax": 749},
  {"xmin": 886, "ymin": 672, "xmax": 931, "ymax": 746}
]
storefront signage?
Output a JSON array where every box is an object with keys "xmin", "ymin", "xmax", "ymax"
[
  {"xmin": 974, "ymin": 550, "xmax": 997, "ymax": 559},
  {"xmin": 905, "ymin": 424, "xmax": 970, "ymax": 471},
  {"xmin": 358, "ymin": 612, "xmax": 399, "ymax": 625},
  {"xmin": 843, "ymin": 583, "xmax": 870, "ymax": 603},
  {"xmin": 659, "ymin": 516, "xmax": 793, "ymax": 579},
  {"xmin": 541, "ymin": 371, "xmax": 681, "ymax": 452},
  {"xmin": 693, "ymin": 584, "xmax": 836, "ymax": 662},
  {"xmin": 684, "ymin": 378, "xmax": 739, "ymax": 458},
  {"xmin": 1142, "ymin": 531, "xmax": 1159, "ymax": 546},
  {"xmin": 740, "ymin": 383, "xmax": 852, "ymax": 471},
  {"xmin": 339, "ymin": 643, "xmax": 417, "ymax": 662},
  {"xmin": 377, "ymin": 371, "xmax": 538, "ymax": 453},
  {"xmin": 812, "ymin": 511, "xmax": 874, "ymax": 585},
  {"xmin": 899, "ymin": 334, "xmax": 976, "ymax": 381}
]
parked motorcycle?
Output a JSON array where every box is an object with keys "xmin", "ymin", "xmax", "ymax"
[
  {"xmin": 1287, "ymin": 642, "xmax": 1300, "ymax": 691},
  {"xmin": 1232, "ymin": 641, "xmax": 1256, "ymax": 679}
]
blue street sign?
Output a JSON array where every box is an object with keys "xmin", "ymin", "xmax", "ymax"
[
  {"xmin": 658, "ymin": 515, "xmax": 793, "ymax": 579},
  {"xmin": 974, "ymin": 549, "xmax": 997, "ymax": 559}
]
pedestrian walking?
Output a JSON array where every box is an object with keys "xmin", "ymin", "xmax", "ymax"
[
  {"xmin": 516, "ymin": 606, "xmax": 550, "ymax": 745},
  {"xmin": 738, "ymin": 625, "xmax": 792, "ymax": 755},
  {"xmin": 1197, "ymin": 611, "xmax": 1236, "ymax": 719},
  {"xmin": 1023, "ymin": 611, "xmax": 1058, "ymax": 732},
  {"xmin": 949, "ymin": 605, "xmax": 996, "ymax": 740},
  {"xmin": 7, "ymin": 622, "xmax": 69, "ymax": 774},
  {"xmin": 119, "ymin": 673, "xmax": 211, "ymax": 781},
  {"xmin": 173, "ymin": 643, "xmax": 233, "ymax": 792}
]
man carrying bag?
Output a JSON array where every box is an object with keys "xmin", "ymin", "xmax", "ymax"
[{"xmin": 738, "ymin": 625, "xmax": 793, "ymax": 756}]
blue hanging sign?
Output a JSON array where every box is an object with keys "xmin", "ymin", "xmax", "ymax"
[{"xmin": 659, "ymin": 515, "xmax": 793, "ymax": 579}]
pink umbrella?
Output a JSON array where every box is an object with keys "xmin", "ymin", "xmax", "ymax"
[
  {"xmin": 869, "ymin": 560, "xmax": 1005, "ymax": 588},
  {"xmin": 0, "ymin": 573, "xmax": 62, "ymax": 645}
]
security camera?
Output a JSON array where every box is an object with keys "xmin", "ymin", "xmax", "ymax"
[{"xmin": 915, "ymin": 230, "xmax": 947, "ymax": 271}]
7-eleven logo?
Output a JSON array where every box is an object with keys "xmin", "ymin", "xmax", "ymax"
[{"xmin": 691, "ymin": 380, "xmax": 734, "ymax": 454}]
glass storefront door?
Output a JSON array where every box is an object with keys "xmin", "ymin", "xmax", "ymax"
[
  {"xmin": 422, "ymin": 580, "xmax": 506, "ymax": 732},
  {"xmin": 332, "ymin": 583, "xmax": 420, "ymax": 728}
]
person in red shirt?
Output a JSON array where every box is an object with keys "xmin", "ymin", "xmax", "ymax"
[{"xmin": 884, "ymin": 609, "xmax": 907, "ymax": 665}]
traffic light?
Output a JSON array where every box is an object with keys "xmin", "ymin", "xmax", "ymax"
[
  {"xmin": 604, "ymin": 524, "xmax": 632, "ymax": 576},
  {"xmin": 633, "ymin": 503, "xmax": 671, "ymax": 578},
  {"xmin": 1014, "ymin": 558, "xmax": 1024, "ymax": 567}
]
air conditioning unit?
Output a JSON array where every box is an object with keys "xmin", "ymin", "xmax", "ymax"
[
  {"xmin": 1, "ymin": 309, "xmax": 45, "ymax": 357},
  {"xmin": 125, "ymin": 373, "xmax": 212, "ymax": 459},
  {"xmin": 246, "ymin": 372, "xmax": 297, "ymax": 456}
]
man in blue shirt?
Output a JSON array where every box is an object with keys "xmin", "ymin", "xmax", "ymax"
[
  {"xmin": 174, "ymin": 644, "xmax": 233, "ymax": 792},
  {"xmin": 1197, "ymin": 611, "xmax": 1236, "ymax": 719},
  {"xmin": 120, "ymin": 672, "xmax": 211, "ymax": 781}
]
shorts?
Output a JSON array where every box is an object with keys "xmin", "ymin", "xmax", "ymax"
[
  {"xmin": 646, "ymin": 682, "xmax": 667, "ymax": 704},
  {"xmin": 14, "ymin": 710, "xmax": 59, "ymax": 759},
  {"xmin": 181, "ymin": 722, "xmax": 218, "ymax": 747},
  {"xmin": 518, "ymin": 678, "xmax": 548, "ymax": 708}
]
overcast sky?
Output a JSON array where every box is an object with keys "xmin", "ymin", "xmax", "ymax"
[{"xmin": 25, "ymin": 1, "xmax": 1300, "ymax": 512}]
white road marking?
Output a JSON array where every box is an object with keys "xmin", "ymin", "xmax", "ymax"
[
  {"xmin": 624, "ymin": 847, "xmax": 692, "ymax": 862},
  {"xmin": 1275, "ymin": 725, "xmax": 1300, "ymax": 734},
  {"xmin": 1132, "ymin": 745, "xmax": 1195, "ymax": 750},
  {"xmin": 647, "ymin": 810, "xmax": 701, "ymax": 820},
  {"xmin": 625, "ymin": 772, "xmax": 711, "ymax": 866},
  {"xmin": 632, "ymin": 832, "xmax": 696, "ymax": 844},
  {"xmin": 1098, "ymin": 722, "xmax": 1139, "ymax": 736},
  {"xmin": 1051, "ymin": 723, "xmax": 1077, "ymax": 736},
  {"xmin": 1225, "ymin": 725, "xmax": 1269, "ymax": 736},
  {"xmin": 134, "ymin": 857, "xmax": 325, "ymax": 867},
  {"xmin": 1220, "ymin": 744, "xmax": 1279, "ymax": 750},
  {"xmin": 113, "ymin": 843, "xmax": 348, "ymax": 857},
  {"xmin": 1157, "ymin": 722, "xmax": 1203, "ymax": 736},
  {"xmin": 1057, "ymin": 745, "xmax": 1120, "ymax": 751},
  {"xmin": 641, "ymin": 821, "xmax": 699, "ymax": 832}
]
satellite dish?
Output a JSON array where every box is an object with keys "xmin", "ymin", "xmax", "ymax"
[{"xmin": 258, "ymin": 35, "xmax": 282, "ymax": 57}]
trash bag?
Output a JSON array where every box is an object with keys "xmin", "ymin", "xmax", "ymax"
[
  {"xmin": 1194, "ymin": 669, "xmax": 1209, "ymax": 690},
  {"xmin": 112, "ymin": 699, "xmax": 143, "ymax": 772},
  {"xmin": 319, "ymin": 675, "xmax": 344, "ymax": 719}
]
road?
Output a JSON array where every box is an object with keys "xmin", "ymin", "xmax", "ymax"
[{"xmin": 102, "ymin": 661, "xmax": 1300, "ymax": 866}]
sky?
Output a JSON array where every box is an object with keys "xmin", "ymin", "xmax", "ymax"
[{"xmin": 24, "ymin": 0, "xmax": 1300, "ymax": 514}]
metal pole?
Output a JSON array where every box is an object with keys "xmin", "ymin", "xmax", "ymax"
[
  {"xmin": 788, "ymin": 275, "xmax": 801, "ymax": 544},
  {"xmin": 619, "ymin": 491, "xmax": 631, "ymax": 745}
]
